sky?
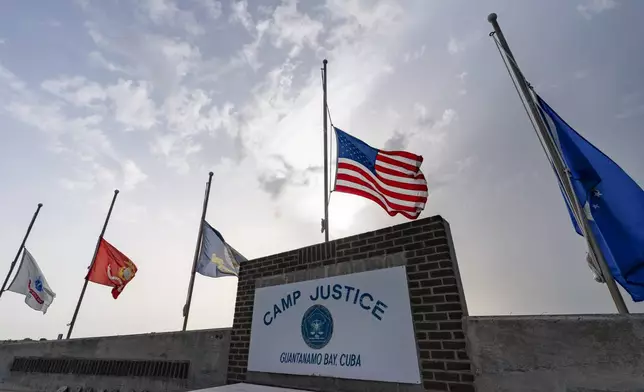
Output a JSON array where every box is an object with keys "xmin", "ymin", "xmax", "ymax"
[{"xmin": 0, "ymin": 0, "xmax": 643, "ymax": 340}]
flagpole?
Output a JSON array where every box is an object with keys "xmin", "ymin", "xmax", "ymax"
[
  {"xmin": 322, "ymin": 59, "xmax": 329, "ymax": 242},
  {"xmin": 182, "ymin": 172, "xmax": 214, "ymax": 331},
  {"xmin": 487, "ymin": 13, "xmax": 629, "ymax": 314},
  {"xmin": 0, "ymin": 203, "xmax": 43, "ymax": 299},
  {"xmin": 67, "ymin": 189, "xmax": 120, "ymax": 339}
]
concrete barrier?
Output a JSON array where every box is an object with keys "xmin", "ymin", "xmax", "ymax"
[
  {"xmin": 0, "ymin": 328, "xmax": 231, "ymax": 392},
  {"xmin": 466, "ymin": 314, "xmax": 644, "ymax": 392}
]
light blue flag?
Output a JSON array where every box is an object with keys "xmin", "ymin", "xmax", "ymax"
[
  {"xmin": 537, "ymin": 94, "xmax": 644, "ymax": 301},
  {"xmin": 196, "ymin": 221, "xmax": 246, "ymax": 278}
]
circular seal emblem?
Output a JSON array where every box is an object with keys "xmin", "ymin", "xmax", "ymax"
[
  {"xmin": 301, "ymin": 304, "xmax": 334, "ymax": 350},
  {"xmin": 34, "ymin": 279, "xmax": 43, "ymax": 292}
]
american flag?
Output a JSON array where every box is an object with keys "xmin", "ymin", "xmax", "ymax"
[{"xmin": 334, "ymin": 127, "xmax": 428, "ymax": 219}]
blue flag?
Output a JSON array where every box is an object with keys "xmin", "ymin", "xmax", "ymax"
[
  {"xmin": 537, "ymin": 94, "xmax": 644, "ymax": 301},
  {"xmin": 196, "ymin": 221, "xmax": 246, "ymax": 278}
]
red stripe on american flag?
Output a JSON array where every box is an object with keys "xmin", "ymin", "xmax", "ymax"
[
  {"xmin": 375, "ymin": 163, "xmax": 426, "ymax": 181},
  {"xmin": 338, "ymin": 162, "xmax": 427, "ymax": 191},
  {"xmin": 335, "ymin": 151, "xmax": 428, "ymax": 219},
  {"xmin": 379, "ymin": 150, "xmax": 423, "ymax": 163},
  {"xmin": 336, "ymin": 173, "xmax": 426, "ymax": 203},
  {"xmin": 376, "ymin": 154, "xmax": 420, "ymax": 172},
  {"xmin": 335, "ymin": 185, "xmax": 422, "ymax": 219}
]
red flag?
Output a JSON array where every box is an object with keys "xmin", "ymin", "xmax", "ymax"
[{"xmin": 87, "ymin": 238, "xmax": 138, "ymax": 299}]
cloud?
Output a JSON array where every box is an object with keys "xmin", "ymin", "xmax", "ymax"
[
  {"xmin": 85, "ymin": 22, "xmax": 205, "ymax": 92},
  {"xmin": 448, "ymin": 37, "xmax": 463, "ymax": 55},
  {"xmin": 573, "ymin": 69, "xmax": 590, "ymax": 79},
  {"xmin": 383, "ymin": 103, "xmax": 457, "ymax": 153},
  {"xmin": 41, "ymin": 76, "xmax": 157, "ymax": 131},
  {"xmin": 447, "ymin": 32, "xmax": 481, "ymax": 55},
  {"xmin": 437, "ymin": 108, "xmax": 457, "ymax": 128},
  {"xmin": 141, "ymin": 0, "xmax": 205, "ymax": 35},
  {"xmin": 0, "ymin": 63, "xmax": 149, "ymax": 193},
  {"xmin": 122, "ymin": 159, "xmax": 148, "ymax": 190},
  {"xmin": 384, "ymin": 131, "xmax": 408, "ymax": 150},
  {"xmin": 88, "ymin": 51, "xmax": 131, "ymax": 74},
  {"xmin": 195, "ymin": 0, "xmax": 222, "ymax": 20},
  {"xmin": 105, "ymin": 79, "xmax": 157, "ymax": 131},
  {"xmin": 403, "ymin": 44, "xmax": 426, "ymax": 63},
  {"xmin": 267, "ymin": 0, "xmax": 323, "ymax": 57},
  {"xmin": 0, "ymin": 63, "xmax": 27, "ymax": 93},
  {"xmin": 41, "ymin": 76, "xmax": 107, "ymax": 107},
  {"xmin": 616, "ymin": 92, "xmax": 644, "ymax": 119},
  {"xmin": 257, "ymin": 155, "xmax": 322, "ymax": 199},
  {"xmin": 229, "ymin": 0, "xmax": 254, "ymax": 33},
  {"xmin": 577, "ymin": 0, "xmax": 617, "ymax": 20}
]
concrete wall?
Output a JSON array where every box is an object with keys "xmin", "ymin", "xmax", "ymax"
[
  {"xmin": 466, "ymin": 315, "xmax": 644, "ymax": 392},
  {"xmin": 0, "ymin": 328, "xmax": 230, "ymax": 392},
  {"xmin": 228, "ymin": 215, "xmax": 475, "ymax": 392}
]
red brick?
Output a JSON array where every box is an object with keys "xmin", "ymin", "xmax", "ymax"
[
  {"xmin": 449, "ymin": 312, "xmax": 463, "ymax": 320},
  {"xmin": 404, "ymin": 242, "xmax": 425, "ymax": 251},
  {"xmin": 413, "ymin": 304, "xmax": 434, "ymax": 313},
  {"xmin": 432, "ymin": 269, "xmax": 455, "ymax": 278},
  {"xmin": 431, "ymin": 350, "xmax": 456, "ymax": 360},
  {"xmin": 443, "ymin": 341, "xmax": 466, "ymax": 350},
  {"xmin": 436, "ymin": 303, "xmax": 461, "ymax": 312},
  {"xmin": 423, "ymin": 361, "xmax": 445, "ymax": 370},
  {"xmin": 434, "ymin": 371, "xmax": 460, "ymax": 382},
  {"xmin": 425, "ymin": 312, "xmax": 449, "ymax": 321},
  {"xmin": 440, "ymin": 321, "xmax": 463, "ymax": 330},
  {"xmin": 429, "ymin": 332, "xmax": 452, "ymax": 340},
  {"xmin": 446, "ymin": 294, "xmax": 460, "ymax": 303},
  {"xmin": 416, "ymin": 322, "xmax": 439, "ymax": 331},
  {"xmin": 409, "ymin": 271, "xmax": 430, "ymax": 280},
  {"xmin": 375, "ymin": 240, "xmax": 394, "ymax": 249},
  {"xmin": 418, "ymin": 262, "xmax": 441, "ymax": 272},
  {"xmin": 423, "ymin": 381, "xmax": 448, "ymax": 391},
  {"xmin": 449, "ymin": 383, "xmax": 475, "ymax": 392},
  {"xmin": 423, "ymin": 295, "xmax": 446, "ymax": 304},
  {"xmin": 446, "ymin": 362, "xmax": 471, "ymax": 371},
  {"xmin": 394, "ymin": 236, "xmax": 414, "ymax": 246},
  {"xmin": 434, "ymin": 285, "xmax": 459, "ymax": 294},
  {"xmin": 418, "ymin": 341, "xmax": 442, "ymax": 350},
  {"xmin": 425, "ymin": 237, "xmax": 449, "ymax": 247}
]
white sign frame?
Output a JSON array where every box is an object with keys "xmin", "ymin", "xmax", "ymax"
[{"xmin": 247, "ymin": 266, "xmax": 421, "ymax": 384}]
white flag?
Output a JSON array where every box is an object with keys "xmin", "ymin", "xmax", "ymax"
[{"xmin": 7, "ymin": 248, "xmax": 56, "ymax": 314}]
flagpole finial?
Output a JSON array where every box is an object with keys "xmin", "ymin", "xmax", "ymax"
[
  {"xmin": 487, "ymin": 13, "xmax": 497, "ymax": 23},
  {"xmin": 37, "ymin": 203, "xmax": 43, "ymax": 207},
  {"xmin": 114, "ymin": 189, "xmax": 120, "ymax": 195},
  {"xmin": 208, "ymin": 171, "xmax": 214, "ymax": 177},
  {"xmin": 323, "ymin": 59, "xmax": 328, "ymax": 65}
]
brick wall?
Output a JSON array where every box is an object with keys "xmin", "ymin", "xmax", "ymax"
[{"xmin": 227, "ymin": 215, "xmax": 474, "ymax": 392}]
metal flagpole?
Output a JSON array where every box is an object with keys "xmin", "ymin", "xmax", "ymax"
[
  {"xmin": 182, "ymin": 172, "xmax": 214, "ymax": 331},
  {"xmin": 487, "ymin": 13, "xmax": 629, "ymax": 314},
  {"xmin": 0, "ymin": 203, "xmax": 43, "ymax": 299},
  {"xmin": 67, "ymin": 189, "xmax": 120, "ymax": 339},
  {"xmin": 322, "ymin": 59, "xmax": 330, "ymax": 242}
]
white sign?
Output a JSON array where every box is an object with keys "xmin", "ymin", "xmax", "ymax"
[{"xmin": 247, "ymin": 266, "xmax": 421, "ymax": 384}]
